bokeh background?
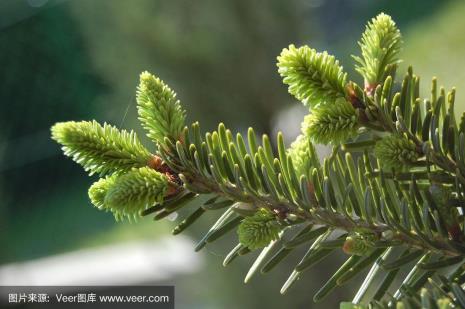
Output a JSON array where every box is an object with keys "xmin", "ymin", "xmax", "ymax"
[{"xmin": 1, "ymin": 0, "xmax": 464, "ymax": 308}]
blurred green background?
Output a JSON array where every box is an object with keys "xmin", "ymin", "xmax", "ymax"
[{"xmin": 1, "ymin": 0, "xmax": 464, "ymax": 308}]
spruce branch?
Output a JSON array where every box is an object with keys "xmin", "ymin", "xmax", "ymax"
[
  {"xmin": 51, "ymin": 12, "xmax": 465, "ymax": 308},
  {"xmin": 51, "ymin": 120, "xmax": 151, "ymax": 176},
  {"xmin": 137, "ymin": 71, "xmax": 186, "ymax": 147},
  {"xmin": 159, "ymin": 122, "xmax": 463, "ymax": 258},
  {"xmin": 277, "ymin": 44, "xmax": 347, "ymax": 108}
]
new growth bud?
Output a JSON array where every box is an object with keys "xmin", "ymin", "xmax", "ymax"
[
  {"xmin": 374, "ymin": 134, "xmax": 420, "ymax": 168},
  {"xmin": 237, "ymin": 209, "xmax": 282, "ymax": 250}
]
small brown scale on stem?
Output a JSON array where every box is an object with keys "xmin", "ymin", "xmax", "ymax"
[
  {"xmin": 273, "ymin": 205, "xmax": 289, "ymax": 221},
  {"xmin": 148, "ymin": 155, "xmax": 183, "ymax": 196},
  {"xmin": 307, "ymin": 182, "xmax": 318, "ymax": 207},
  {"xmin": 346, "ymin": 83, "xmax": 366, "ymax": 110},
  {"xmin": 346, "ymin": 83, "xmax": 373, "ymax": 126},
  {"xmin": 448, "ymin": 224, "xmax": 463, "ymax": 243},
  {"xmin": 364, "ymin": 81, "xmax": 377, "ymax": 98}
]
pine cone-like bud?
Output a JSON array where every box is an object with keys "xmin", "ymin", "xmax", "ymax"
[
  {"xmin": 288, "ymin": 134, "xmax": 320, "ymax": 177},
  {"xmin": 353, "ymin": 13, "xmax": 402, "ymax": 87},
  {"xmin": 277, "ymin": 44, "xmax": 347, "ymax": 108},
  {"xmin": 51, "ymin": 121, "xmax": 151, "ymax": 176},
  {"xmin": 303, "ymin": 98, "xmax": 359, "ymax": 144},
  {"xmin": 137, "ymin": 71, "xmax": 186, "ymax": 145},
  {"xmin": 237, "ymin": 209, "xmax": 282, "ymax": 250},
  {"xmin": 89, "ymin": 167, "xmax": 170, "ymax": 220},
  {"xmin": 374, "ymin": 134, "xmax": 420, "ymax": 168},
  {"xmin": 88, "ymin": 175, "xmax": 117, "ymax": 209},
  {"xmin": 342, "ymin": 234, "xmax": 373, "ymax": 256}
]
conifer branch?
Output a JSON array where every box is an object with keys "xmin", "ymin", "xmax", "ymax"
[{"xmin": 51, "ymin": 12, "xmax": 465, "ymax": 308}]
